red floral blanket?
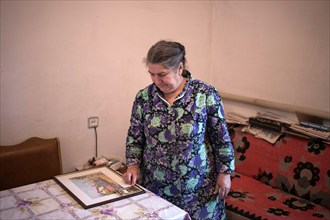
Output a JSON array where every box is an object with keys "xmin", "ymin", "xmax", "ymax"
[
  {"xmin": 227, "ymin": 125, "xmax": 330, "ymax": 219},
  {"xmin": 227, "ymin": 173, "xmax": 329, "ymax": 219}
]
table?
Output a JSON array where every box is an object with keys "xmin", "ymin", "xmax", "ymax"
[{"xmin": 0, "ymin": 179, "xmax": 191, "ymax": 220}]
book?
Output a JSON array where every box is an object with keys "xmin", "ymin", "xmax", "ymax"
[
  {"xmin": 248, "ymin": 117, "xmax": 282, "ymax": 132},
  {"xmin": 300, "ymin": 121, "xmax": 329, "ymax": 132}
]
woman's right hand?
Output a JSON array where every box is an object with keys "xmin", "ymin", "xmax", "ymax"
[{"xmin": 122, "ymin": 164, "xmax": 140, "ymax": 185}]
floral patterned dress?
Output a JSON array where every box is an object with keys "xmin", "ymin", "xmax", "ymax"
[{"xmin": 125, "ymin": 72, "xmax": 235, "ymax": 220}]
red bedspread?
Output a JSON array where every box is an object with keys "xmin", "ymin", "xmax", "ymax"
[
  {"xmin": 226, "ymin": 125, "xmax": 330, "ymax": 219},
  {"xmin": 227, "ymin": 173, "xmax": 330, "ymax": 219}
]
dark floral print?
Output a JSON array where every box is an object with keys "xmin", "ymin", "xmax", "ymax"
[
  {"xmin": 126, "ymin": 73, "xmax": 235, "ymax": 219},
  {"xmin": 228, "ymin": 191, "xmax": 248, "ymax": 199},
  {"xmin": 236, "ymin": 137, "xmax": 250, "ymax": 154},
  {"xmin": 308, "ymin": 140, "xmax": 326, "ymax": 155},
  {"xmin": 255, "ymin": 169, "xmax": 273, "ymax": 185},
  {"xmin": 236, "ymin": 138, "xmax": 250, "ymax": 162},
  {"xmin": 284, "ymin": 156, "xmax": 292, "ymax": 163},
  {"xmin": 312, "ymin": 213, "xmax": 325, "ymax": 218},
  {"xmin": 267, "ymin": 208, "xmax": 290, "ymax": 216},
  {"xmin": 293, "ymin": 162, "xmax": 320, "ymax": 187},
  {"xmin": 268, "ymin": 196, "xmax": 277, "ymax": 201},
  {"xmin": 284, "ymin": 197, "xmax": 315, "ymax": 211}
]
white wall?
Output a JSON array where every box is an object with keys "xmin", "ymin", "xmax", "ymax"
[
  {"xmin": 1, "ymin": 1, "xmax": 329, "ymax": 172},
  {"xmin": 0, "ymin": 1, "xmax": 213, "ymax": 172},
  {"xmin": 212, "ymin": 1, "xmax": 329, "ymax": 119}
]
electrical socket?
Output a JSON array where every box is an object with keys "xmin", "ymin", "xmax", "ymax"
[{"xmin": 88, "ymin": 116, "xmax": 99, "ymax": 128}]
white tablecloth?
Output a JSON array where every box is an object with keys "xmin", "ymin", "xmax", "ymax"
[{"xmin": 0, "ymin": 179, "xmax": 191, "ymax": 220}]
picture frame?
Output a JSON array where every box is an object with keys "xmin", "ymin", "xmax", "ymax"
[{"xmin": 54, "ymin": 166, "xmax": 145, "ymax": 209}]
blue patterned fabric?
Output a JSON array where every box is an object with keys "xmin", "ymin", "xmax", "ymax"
[{"xmin": 126, "ymin": 73, "xmax": 235, "ymax": 219}]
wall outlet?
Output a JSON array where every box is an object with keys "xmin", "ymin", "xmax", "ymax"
[{"xmin": 88, "ymin": 116, "xmax": 99, "ymax": 128}]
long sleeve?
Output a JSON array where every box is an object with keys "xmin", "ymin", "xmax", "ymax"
[
  {"xmin": 125, "ymin": 90, "xmax": 146, "ymax": 166},
  {"xmin": 206, "ymin": 87, "xmax": 235, "ymax": 175}
]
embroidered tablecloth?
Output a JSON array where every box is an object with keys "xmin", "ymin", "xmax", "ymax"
[{"xmin": 0, "ymin": 179, "xmax": 191, "ymax": 220}]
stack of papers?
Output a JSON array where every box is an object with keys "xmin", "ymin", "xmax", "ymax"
[
  {"xmin": 289, "ymin": 124, "xmax": 330, "ymax": 140},
  {"xmin": 242, "ymin": 125, "xmax": 282, "ymax": 144},
  {"xmin": 226, "ymin": 111, "xmax": 329, "ymax": 143},
  {"xmin": 226, "ymin": 112, "xmax": 249, "ymax": 125}
]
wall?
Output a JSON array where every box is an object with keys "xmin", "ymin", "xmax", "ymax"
[
  {"xmin": 212, "ymin": 1, "xmax": 329, "ymax": 119},
  {"xmin": 1, "ymin": 1, "xmax": 329, "ymax": 172},
  {"xmin": 0, "ymin": 1, "xmax": 212, "ymax": 172}
]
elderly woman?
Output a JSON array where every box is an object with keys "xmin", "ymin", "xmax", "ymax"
[{"xmin": 123, "ymin": 40, "xmax": 235, "ymax": 220}]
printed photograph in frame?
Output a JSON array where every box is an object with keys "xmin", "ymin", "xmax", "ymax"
[{"xmin": 54, "ymin": 166, "xmax": 145, "ymax": 209}]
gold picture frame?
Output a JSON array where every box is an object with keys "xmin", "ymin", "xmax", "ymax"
[{"xmin": 54, "ymin": 166, "xmax": 145, "ymax": 209}]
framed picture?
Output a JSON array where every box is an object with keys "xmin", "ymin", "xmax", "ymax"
[{"xmin": 54, "ymin": 166, "xmax": 145, "ymax": 209}]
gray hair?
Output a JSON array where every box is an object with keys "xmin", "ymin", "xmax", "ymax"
[{"xmin": 145, "ymin": 40, "xmax": 187, "ymax": 71}]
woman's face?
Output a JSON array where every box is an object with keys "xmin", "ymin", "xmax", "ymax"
[{"xmin": 147, "ymin": 63, "xmax": 184, "ymax": 95}]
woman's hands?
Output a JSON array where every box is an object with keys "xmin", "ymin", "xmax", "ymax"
[
  {"xmin": 122, "ymin": 164, "xmax": 140, "ymax": 185},
  {"xmin": 213, "ymin": 173, "xmax": 231, "ymax": 201}
]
